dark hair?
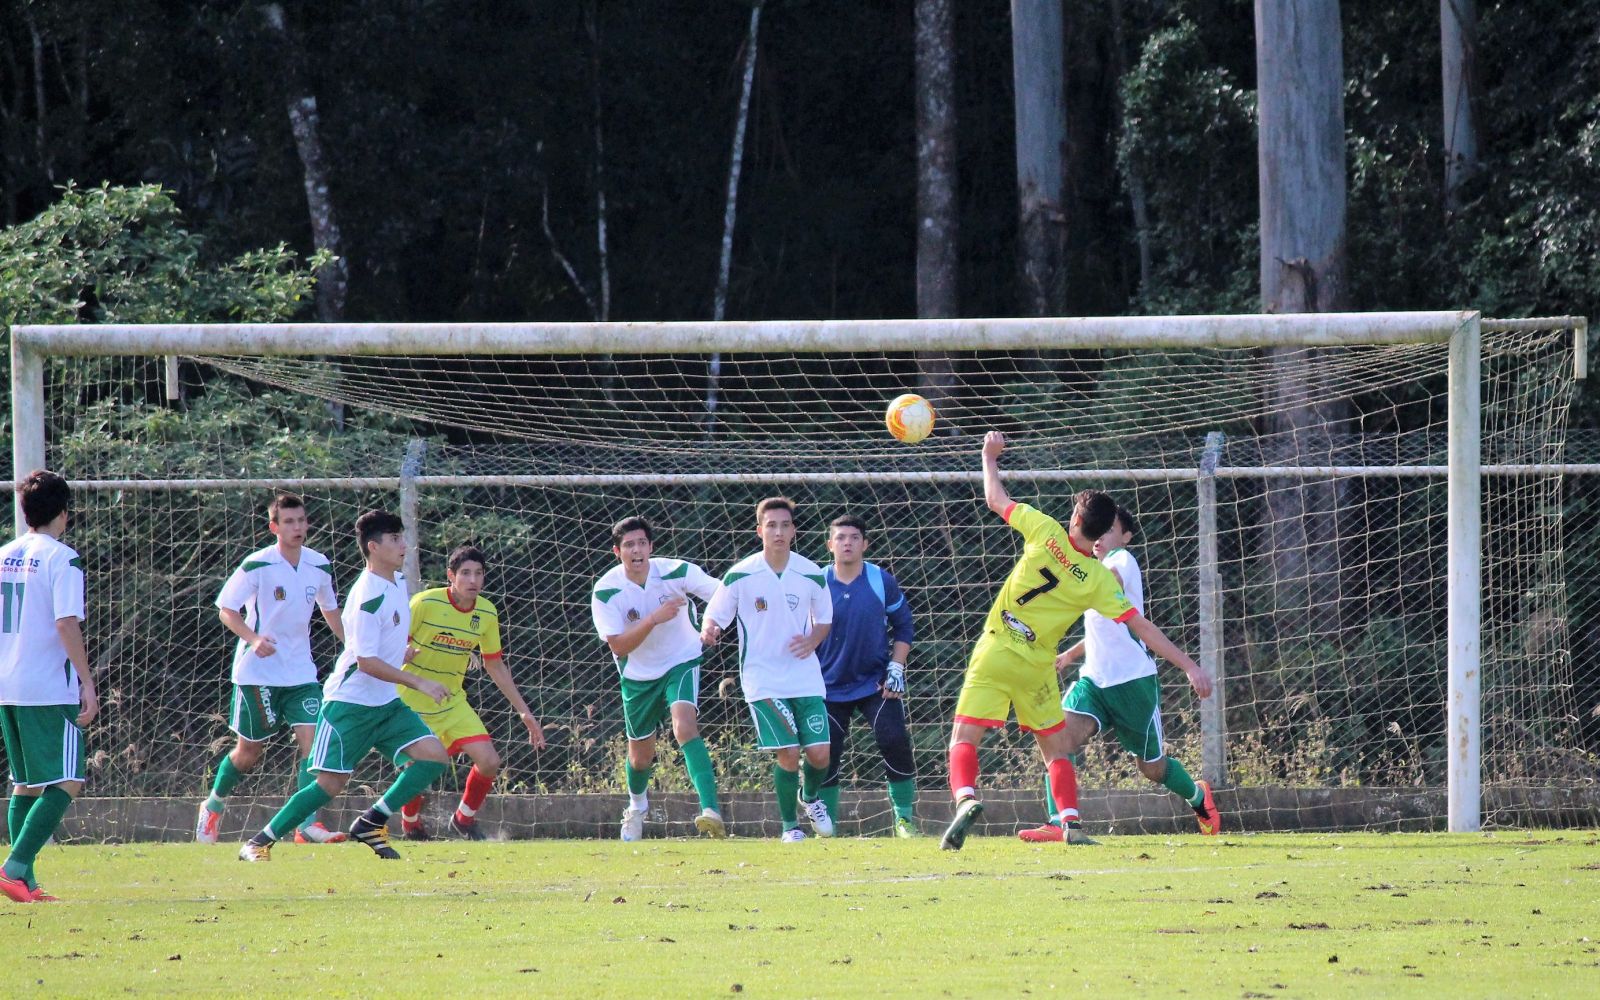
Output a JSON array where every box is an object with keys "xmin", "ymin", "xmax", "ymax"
[
  {"xmin": 1113, "ymin": 504, "xmax": 1138, "ymax": 538},
  {"xmin": 1072, "ymin": 489, "xmax": 1117, "ymax": 540},
  {"xmin": 611, "ymin": 515, "xmax": 654, "ymax": 547},
  {"xmin": 355, "ymin": 509, "xmax": 404, "ymax": 560},
  {"xmin": 829, "ymin": 514, "xmax": 869, "ymax": 539},
  {"xmin": 16, "ymin": 470, "xmax": 70, "ymax": 529},
  {"xmin": 448, "ymin": 544, "xmax": 488, "ymax": 573},
  {"xmin": 756, "ymin": 496, "xmax": 795, "ymax": 522},
  {"xmin": 268, "ymin": 492, "xmax": 305, "ymax": 523}
]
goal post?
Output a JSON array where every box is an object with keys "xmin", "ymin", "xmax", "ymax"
[{"xmin": 8, "ymin": 311, "xmax": 1589, "ymax": 837}]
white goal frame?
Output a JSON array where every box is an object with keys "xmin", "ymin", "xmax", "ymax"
[{"xmin": 10, "ymin": 310, "xmax": 1589, "ymax": 832}]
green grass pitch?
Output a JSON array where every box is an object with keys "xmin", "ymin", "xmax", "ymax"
[{"xmin": 2, "ymin": 832, "xmax": 1596, "ymax": 997}]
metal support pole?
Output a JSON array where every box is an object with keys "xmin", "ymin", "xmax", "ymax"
[
  {"xmin": 1447, "ymin": 314, "xmax": 1482, "ymax": 832},
  {"xmin": 399, "ymin": 439, "xmax": 427, "ymax": 596},
  {"xmin": 1197, "ymin": 430, "xmax": 1226, "ymax": 786},
  {"xmin": 10, "ymin": 336, "xmax": 46, "ymax": 535}
]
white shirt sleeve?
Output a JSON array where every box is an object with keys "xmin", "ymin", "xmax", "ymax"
[
  {"xmin": 215, "ymin": 563, "xmax": 255, "ymax": 613},
  {"xmin": 705, "ymin": 580, "xmax": 737, "ymax": 629},
  {"xmin": 316, "ymin": 571, "xmax": 339, "ymax": 612},
  {"xmin": 349, "ymin": 593, "xmax": 388, "ymax": 659},
  {"xmin": 51, "ymin": 548, "xmax": 86, "ymax": 623},
  {"xmin": 809, "ymin": 575, "xmax": 833, "ymax": 626},
  {"xmin": 685, "ymin": 562, "xmax": 720, "ymax": 603},
  {"xmin": 592, "ymin": 590, "xmax": 625, "ymax": 640}
]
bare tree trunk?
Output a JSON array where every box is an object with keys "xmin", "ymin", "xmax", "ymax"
[
  {"xmin": 1440, "ymin": 0, "xmax": 1480, "ymax": 213},
  {"xmin": 706, "ymin": 0, "xmax": 763, "ymax": 436},
  {"xmin": 1109, "ymin": 0, "xmax": 1152, "ymax": 300},
  {"xmin": 1256, "ymin": 0, "xmax": 1349, "ymax": 635},
  {"xmin": 914, "ymin": 0, "xmax": 958, "ymax": 416},
  {"xmin": 1010, "ymin": 0, "xmax": 1066, "ymax": 317},
  {"xmin": 586, "ymin": 0, "xmax": 611, "ymax": 321}
]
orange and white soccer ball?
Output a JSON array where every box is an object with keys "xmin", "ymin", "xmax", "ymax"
[{"xmin": 885, "ymin": 393, "xmax": 936, "ymax": 443}]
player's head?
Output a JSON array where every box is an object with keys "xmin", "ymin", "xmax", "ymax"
[
  {"xmin": 267, "ymin": 492, "xmax": 308, "ymax": 547},
  {"xmin": 1069, "ymin": 489, "xmax": 1116, "ymax": 542},
  {"xmin": 611, "ymin": 516, "xmax": 655, "ymax": 570},
  {"xmin": 446, "ymin": 544, "xmax": 487, "ymax": 602},
  {"xmin": 755, "ymin": 496, "xmax": 796, "ymax": 554},
  {"xmin": 355, "ymin": 509, "xmax": 406, "ymax": 569},
  {"xmin": 16, "ymin": 469, "xmax": 71, "ymax": 532},
  {"xmin": 827, "ymin": 514, "xmax": 869, "ymax": 566},
  {"xmin": 1095, "ymin": 504, "xmax": 1137, "ymax": 559}
]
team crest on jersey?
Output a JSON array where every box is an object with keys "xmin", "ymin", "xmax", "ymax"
[
  {"xmin": 470, "ymin": 615, "xmax": 481, "ymax": 629},
  {"xmin": 303, "ymin": 586, "xmax": 318, "ymax": 604},
  {"xmin": 754, "ymin": 597, "xmax": 768, "ymax": 612},
  {"xmin": 1001, "ymin": 609, "xmax": 1037, "ymax": 643},
  {"xmin": 786, "ymin": 594, "xmax": 800, "ymax": 611},
  {"xmin": 626, "ymin": 608, "xmax": 641, "ymax": 623},
  {"xmin": 393, "ymin": 611, "xmax": 401, "ymax": 626},
  {"xmin": 273, "ymin": 586, "xmax": 287, "ymax": 601}
]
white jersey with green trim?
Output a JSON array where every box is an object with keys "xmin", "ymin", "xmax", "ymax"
[
  {"xmin": 0, "ymin": 532, "xmax": 86, "ymax": 706},
  {"xmin": 324, "ymin": 569, "xmax": 410, "ymax": 707},
  {"xmin": 704, "ymin": 551, "xmax": 833, "ymax": 702},
  {"xmin": 591, "ymin": 557, "xmax": 718, "ymax": 681},
  {"xmin": 1081, "ymin": 548, "xmax": 1157, "ymax": 687},
  {"xmin": 215, "ymin": 543, "xmax": 338, "ymax": 687}
]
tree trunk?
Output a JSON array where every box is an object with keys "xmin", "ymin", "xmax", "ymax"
[
  {"xmin": 1440, "ymin": 0, "xmax": 1480, "ymax": 212},
  {"xmin": 1109, "ymin": 0, "xmax": 1152, "ymax": 300},
  {"xmin": 914, "ymin": 0, "xmax": 958, "ymax": 415},
  {"xmin": 1010, "ymin": 0, "xmax": 1066, "ymax": 317},
  {"xmin": 1256, "ymin": 0, "xmax": 1349, "ymax": 635}
]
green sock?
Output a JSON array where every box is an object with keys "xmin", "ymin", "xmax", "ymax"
[
  {"xmin": 380, "ymin": 760, "xmax": 447, "ymax": 815},
  {"xmin": 774, "ymin": 765, "xmax": 800, "ymax": 830},
  {"xmin": 679, "ymin": 738, "xmax": 719, "ymax": 812},
  {"xmin": 263, "ymin": 783, "xmax": 333, "ymax": 841},
  {"xmin": 4, "ymin": 786, "xmax": 72, "ymax": 886},
  {"xmin": 209, "ymin": 753, "xmax": 247, "ymax": 806},
  {"xmin": 1160, "ymin": 757, "xmax": 1202, "ymax": 805},
  {"xmin": 800, "ymin": 761, "xmax": 827, "ymax": 802},
  {"xmin": 819, "ymin": 784, "xmax": 841, "ymax": 823},
  {"xmin": 1042, "ymin": 774, "xmax": 1060, "ymax": 826},
  {"xmin": 888, "ymin": 778, "xmax": 917, "ymax": 821},
  {"xmin": 625, "ymin": 761, "xmax": 654, "ymax": 796},
  {"xmin": 295, "ymin": 757, "xmax": 322, "ymax": 832},
  {"xmin": 7, "ymin": 794, "xmax": 39, "ymax": 844}
]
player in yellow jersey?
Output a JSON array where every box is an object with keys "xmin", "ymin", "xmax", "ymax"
[
  {"xmin": 939, "ymin": 432, "xmax": 1211, "ymax": 851},
  {"xmin": 397, "ymin": 545, "xmax": 545, "ymax": 840}
]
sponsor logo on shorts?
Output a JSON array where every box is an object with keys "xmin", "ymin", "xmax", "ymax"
[
  {"xmin": 273, "ymin": 586, "xmax": 287, "ymax": 601},
  {"xmin": 626, "ymin": 608, "xmax": 641, "ymax": 623},
  {"xmin": 1001, "ymin": 609, "xmax": 1036, "ymax": 643},
  {"xmin": 786, "ymin": 594, "xmax": 800, "ymax": 611},
  {"xmin": 754, "ymin": 597, "xmax": 768, "ymax": 612},
  {"xmin": 260, "ymin": 688, "xmax": 278, "ymax": 726},
  {"xmin": 774, "ymin": 699, "xmax": 797, "ymax": 733}
]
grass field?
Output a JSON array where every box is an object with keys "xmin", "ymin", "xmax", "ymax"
[{"xmin": 2, "ymin": 832, "xmax": 1596, "ymax": 997}]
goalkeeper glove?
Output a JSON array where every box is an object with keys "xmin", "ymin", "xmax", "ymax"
[{"xmin": 884, "ymin": 661, "xmax": 907, "ymax": 695}]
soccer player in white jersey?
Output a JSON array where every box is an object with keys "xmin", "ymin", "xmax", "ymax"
[
  {"xmin": 1019, "ymin": 503, "xmax": 1221, "ymax": 842},
  {"xmin": 239, "ymin": 510, "xmax": 451, "ymax": 861},
  {"xmin": 0, "ymin": 471, "xmax": 98, "ymax": 903},
  {"xmin": 197, "ymin": 493, "xmax": 347, "ymax": 846},
  {"xmin": 701, "ymin": 497, "xmax": 836, "ymax": 842},
  {"xmin": 591, "ymin": 516, "xmax": 726, "ymax": 841}
]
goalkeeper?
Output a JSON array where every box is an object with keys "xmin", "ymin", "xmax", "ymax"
[{"xmin": 815, "ymin": 515, "xmax": 920, "ymax": 837}]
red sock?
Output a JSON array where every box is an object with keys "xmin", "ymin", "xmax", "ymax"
[
  {"xmin": 1047, "ymin": 757, "xmax": 1079, "ymax": 823},
  {"xmin": 401, "ymin": 794, "xmax": 425, "ymax": 828},
  {"xmin": 456, "ymin": 765, "xmax": 494, "ymax": 822},
  {"xmin": 948, "ymin": 741, "xmax": 979, "ymax": 801}
]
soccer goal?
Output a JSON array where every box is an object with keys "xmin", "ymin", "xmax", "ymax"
[{"xmin": 8, "ymin": 311, "xmax": 1593, "ymax": 840}]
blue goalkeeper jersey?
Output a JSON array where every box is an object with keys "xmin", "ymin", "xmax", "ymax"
[{"xmin": 817, "ymin": 561, "xmax": 916, "ymax": 701}]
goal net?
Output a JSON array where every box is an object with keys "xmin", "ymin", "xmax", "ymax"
[{"xmin": 11, "ymin": 313, "xmax": 1595, "ymax": 840}]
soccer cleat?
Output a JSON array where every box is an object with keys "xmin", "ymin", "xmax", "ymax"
[
  {"xmin": 800, "ymin": 795, "xmax": 835, "ymax": 838},
  {"xmin": 620, "ymin": 807, "xmax": 646, "ymax": 843},
  {"xmin": 0, "ymin": 870, "xmax": 36, "ymax": 903},
  {"xmin": 349, "ymin": 814, "xmax": 402, "ymax": 859},
  {"xmin": 780, "ymin": 828, "xmax": 807, "ymax": 843},
  {"xmin": 294, "ymin": 821, "xmax": 348, "ymax": 845},
  {"xmin": 450, "ymin": 815, "xmax": 488, "ymax": 841},
  {"xmin": 400, "ymin": 821, "xmax": 433, "ymax": 842},
  {"xmin": 1064, "ymin": 824, "xmax": 1099, "ymax": 845},
  {"xmin": 893, "ymin": 816, "xmax": 921, "ymax": 839},
  {"xmin": 939, "ymin": 796, "xmax": 985, "ymax": 851},
  {"xmin": 29, "ymin": 885, "xmax": 59, "ymax": 902},
  {"xmin": 694, "ymin": 808, "xmax": 728, "ymax": 839},
  {"xmin": 237, "ymin": 840, "xmax": 272, "ymax": 863},
  {"xmin": 195, "ymin": 803, "xmax": 222, "ymax": 845},
  {"xmin": 1193, "ymin": 780, "xmax": 1221, "ymax": 835},
  {"xmin": 1017, "ymin": 824, "xmax": 1064, "ymax": 844}
]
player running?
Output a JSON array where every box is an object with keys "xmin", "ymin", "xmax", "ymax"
[
  {"xmin": 591, "ymin": 516, "xmax": 726, "ymax": 841},
  {"xmin": 397, "ymin": 544, "xmax": 545, "ymax": 841},
  {"xmin": 197, "ymin": 492, "xmax": 347, "ymax": 846},
  {"xmin": 940, "ymin": 432, "xmax": 1210, "ymax": 851}
]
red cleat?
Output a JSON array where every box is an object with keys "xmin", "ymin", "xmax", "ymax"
[
  {"xmin": 30, "ymin": 885, "xmax": 59, "ymax": 902},
  {"xmin": 0, "ymin": 871, "xmax": 36, "ymax": 903},
  {"xmin": 1017, "ymin": 824, "xmax": 1065, "ymax": 844},
  {"xmin": 1194, "ymin": 780, "xmax": 1221, "ymax": 835}
]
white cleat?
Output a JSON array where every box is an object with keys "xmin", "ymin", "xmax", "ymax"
[
  {"xmin": 196, "ymin": 803, "xmax": 222, "ymax": 845},
  {"xmin": 237, "ymin": 841, "xmax": 271, "ymax": 862},
  {"xmin": 800, "ymin": 795, "xmax": 835, "ymax": 838},
  {"xmin": 780, "ymin": 828, "xmax": 807, "ymax": 843},
  {"xmin": 694, "ymin": 807, "xmax": 728, "ymax": 839},
  {"xmin": 620, "ymin": 807, "xmax": 646, "ymax": 842}
]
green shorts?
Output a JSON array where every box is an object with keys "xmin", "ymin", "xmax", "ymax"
[
  {"xmin": 747, "ymin": 696, "xmax": 830, "ymax": 750},
  {"xmin": 310, "ymin": 698, "xmax": 435, "ymax": 774},
  {"xmin": 620, "ymin": 658, "xmax": 701, "ymax": 741},
  {"xmin": 229, "ymin": 682, "xmax": 323, "ymax": 742},
  {"xmin": 1061, "ymin": 674, "xmax": 1165, "ymax": 762},
  {"xmin": 0, "ymin": 704, "xmax": 85, "ymax": 787}
]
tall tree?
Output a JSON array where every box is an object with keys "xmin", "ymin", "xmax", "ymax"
[
  {"xmin": 914, "ymin": 0, "xmax": 958, "ymax": 410},
  {"xmin": 1255, "ymin": 0, "xmax": 1350, "ymax": 631},
  {"xmin": 1440, "ymin": 0, "xmax": 1480, "ymax": 212},
  {"xmin": 1010, "ymin": 0, "xmax": 1066, "ymax": 316}
]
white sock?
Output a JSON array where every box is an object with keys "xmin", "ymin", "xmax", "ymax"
[{"xmin": 629, "ymin": 792, "xmax": 648, "ymax": 813}]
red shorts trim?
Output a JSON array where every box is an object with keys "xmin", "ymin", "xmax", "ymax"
[
  {"xmin": 446, "ymin": 733, "xmax": 494, "ymax": 755},
  {"xmin": 1019, "ymin": 718, "xmax": 1067, "ymax": 736},
  {"xmin": 1113, "ymin": 608, "xmax": 1139, "ymax": 624},
  {"xmin": 953, "ymin": 714, "xmax": 1006, "ymax": 730}
]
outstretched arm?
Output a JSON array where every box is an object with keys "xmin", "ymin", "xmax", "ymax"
[
  {"xmin": 482, "ymin": 655, "xmax": 546, "ymax": 748},
  {"xmin": 1125, "ymin": 614, "xmax": 1212, "ymax": 699},
  {"xmin": 981, "ymin": 431, "xmax": 1013, "ymax": 516}
]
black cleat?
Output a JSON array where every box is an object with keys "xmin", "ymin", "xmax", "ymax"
[
  {"xmin": 939, "ymin": 797, "xmax": 985, "ymax": 851},
  {"xmin": 349, "ymin": 811, "xmax": 402, "ymax": 859},
  {"xmin": 450, "ymin": 815, "xmax": 487, "ymax": 841}
]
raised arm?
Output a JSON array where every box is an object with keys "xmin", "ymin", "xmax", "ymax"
[{"xmin": 981, "ymin": 431, "xmax": 1013, "ymax": 516}]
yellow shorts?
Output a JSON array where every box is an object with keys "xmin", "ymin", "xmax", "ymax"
[
  {"xmin": 398, "ymin": 688, "xmax": 490, "ymax": 754},
  {"xmin": 953, "ymin": 642, "xmax": 1065, "ymax": 734}
]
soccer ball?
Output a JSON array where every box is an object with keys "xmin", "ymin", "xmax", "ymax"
[{"xmin": 885, "ymin": 393, "xmax": 936, "ymax": 444}]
